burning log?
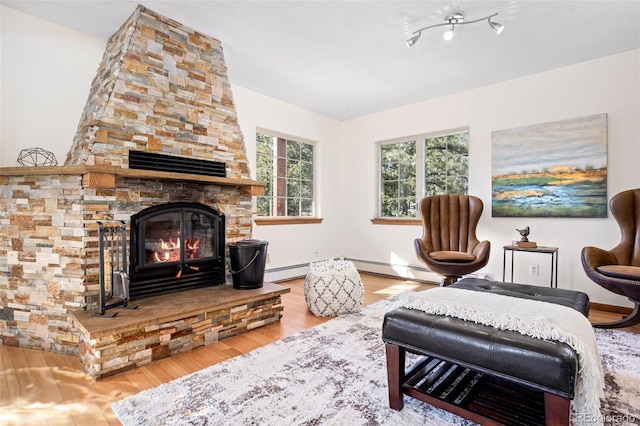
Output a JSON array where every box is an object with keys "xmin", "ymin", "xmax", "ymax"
[{"xmin": 151, "ymin": 236, "xmax": 201, "ymax": 263}]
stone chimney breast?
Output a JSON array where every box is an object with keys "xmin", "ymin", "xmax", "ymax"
[{"xmin": 65, "ymin": 5, "xmax": 250, "ymax": 179}]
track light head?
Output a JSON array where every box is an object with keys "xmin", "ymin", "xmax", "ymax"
[
  {"xmin": 443, "ymin": 26, "xmax": 454, "ymax": 41},
  {"xmin": 406, "ymin": 34, "xmax": 421, "ymax": 48},
  {"xmin": 489, "ymin": 19, "xmax": 504, "ymax": 34}
]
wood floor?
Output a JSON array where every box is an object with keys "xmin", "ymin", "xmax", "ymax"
[{"xmin": 1, "ymin": 274, "xmax": 638, "ymax": 426}]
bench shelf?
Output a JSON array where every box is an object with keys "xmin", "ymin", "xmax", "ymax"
[{"xmin": 386, "ymin": 345, "xmax": 569, "ymax": 426}]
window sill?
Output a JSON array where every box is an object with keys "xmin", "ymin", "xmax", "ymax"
[
  {"xmin": 370, "ymin": 218, "xmax": 421, "ymax": 226},
  {"xmin": 254, "ymin": 217, "xmax": 324, "ymax": 226}
]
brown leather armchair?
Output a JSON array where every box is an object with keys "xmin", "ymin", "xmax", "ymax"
[
  {"xmin": 414, "ymin": 194, "xmax": 491, "ymax": 286},
  {"xmin": 581, "ymin": 188, "xmax": 640, "ymax": 328}
]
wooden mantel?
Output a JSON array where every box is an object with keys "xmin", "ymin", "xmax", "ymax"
[{"xmin": 0, "ymin": 165, "xmax": 266, "ymax": 196}]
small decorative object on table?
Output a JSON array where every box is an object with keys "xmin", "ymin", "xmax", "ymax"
[
  {"xmin": 17, "ymin": 147, "xmax": 58, "ymax": 166},
  {"xmin": 516, "ymin": 226, "xmax": 537, "ymax": 248}
]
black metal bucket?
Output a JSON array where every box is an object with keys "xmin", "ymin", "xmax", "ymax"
[{"xmin": 229, "ymin": 239, "xmax": 268, "ymax": 289}]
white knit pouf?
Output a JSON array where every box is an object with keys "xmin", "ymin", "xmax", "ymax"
[{"xmin": 303, "ymin": 259, "xmax": 364, "ymax": 316}]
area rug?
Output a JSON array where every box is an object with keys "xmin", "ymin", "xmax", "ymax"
[{"xmin": 112, "ymin": 296, "xmax": 640, "ymax": 425}]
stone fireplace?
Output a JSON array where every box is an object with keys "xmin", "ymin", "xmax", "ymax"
[{"xmin": 0, "ymin": 5, "xmax": 288, "ymax": 378}]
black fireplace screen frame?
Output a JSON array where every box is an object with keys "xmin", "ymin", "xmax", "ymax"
[{"xmin": 129, "ymin": 202, "xmax": 225, "ymax": 299}]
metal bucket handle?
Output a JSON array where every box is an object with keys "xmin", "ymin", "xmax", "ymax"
[{"xmin": 230, "ymin": 249, "xmax": 261, "ymax": 275}]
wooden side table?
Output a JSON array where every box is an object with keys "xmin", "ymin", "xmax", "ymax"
[{"xmin": 502, "ymin": 245, "xmax": 559, "ymax": 288}]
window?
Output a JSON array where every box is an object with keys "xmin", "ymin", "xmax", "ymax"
[
  {"xmin": 378, "ymin": 129, "xmax": 469, "ymax": 218},
  {"xmin": 380, "ymin": 141, "xmax": 416, "ymax": 217},
  {"xmin": 256, "ymin": 130, "xmax": 315, "ymax": 217}
]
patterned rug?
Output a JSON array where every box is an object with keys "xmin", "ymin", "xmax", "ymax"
[{"xmin": 112, "ymin": 296, "xmax": 640, "ymax": 425}]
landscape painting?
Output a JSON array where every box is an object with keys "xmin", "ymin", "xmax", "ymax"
[{"xmin": 492, "ymin": 114, "xmax": 607, "ymax": 218}]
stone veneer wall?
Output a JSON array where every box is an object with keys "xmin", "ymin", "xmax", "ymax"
[
  {"xmin": 0, "ymin": 175, "xmax": 85, "ymax": 353},
  {"xmin": 0, "ymin": 6, "xmax": 258, "ymax": 355}
]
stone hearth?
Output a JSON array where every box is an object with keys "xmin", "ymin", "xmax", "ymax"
[
  {"xmin": 73, "ymin": 283, "xmax": 289, "ymax": 380},
  {"xmin": 0, "ymin": 5, "xmax": 275, "ymax": 376}
]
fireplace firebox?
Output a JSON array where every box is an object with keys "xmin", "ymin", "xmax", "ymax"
[{"xmin": 129, "ymin": 202, "xmax": 225, "ymax": 299}]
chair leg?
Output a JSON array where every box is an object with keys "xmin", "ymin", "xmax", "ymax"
[
  {"xmin": 593, "ymin": 301, "xmax": 640, "ymax": 329},
  {"xmin": 440, "ymin": 276, "xmax": 459, "ymax": 287}
]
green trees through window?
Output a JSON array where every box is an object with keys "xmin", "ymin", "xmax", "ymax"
[
  {"xmin": 381, "ymin": 141, "xmax": 416, "ymax": 217},
  {"xmin": 425, "ymin": 132, "xmax": 469, "ymax": 196},
  {"xmin": 379, "ymin": 130, "xmax": 469, "ymax": 218},
  {"xmin": 256, "ymin": 131, "xmax": 315, "ymax": 217}
]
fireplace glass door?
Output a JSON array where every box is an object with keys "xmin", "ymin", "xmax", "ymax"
[
  {"xmin": 143, "ymin": 210, "xmax": 216, "ymax": 266},
  {"xmin": 130, "ymin": 202, "xmax": 225, "ymax": 299}
]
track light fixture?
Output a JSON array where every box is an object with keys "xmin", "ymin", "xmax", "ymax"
[{"xmin": 406, "ymin": 12, "xmax": 503, "ymax": 47}]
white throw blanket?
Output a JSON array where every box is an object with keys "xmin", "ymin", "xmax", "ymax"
[{"xmin": 393, "ymin": 287, "xmax": 605, "ymax": 426}]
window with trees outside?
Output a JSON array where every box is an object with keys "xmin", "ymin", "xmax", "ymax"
[
  {"xmin": 256, "ymin": 130, "xmax": 315, "ymax": 218},
  {"xmin": 378, "ymin": 129, "xmax": 469, "ymax": 218}
]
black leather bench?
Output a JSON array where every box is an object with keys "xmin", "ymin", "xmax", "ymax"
[{"xmin": 382, "ymin": 277, "xmax": 590, "ymax": 426}]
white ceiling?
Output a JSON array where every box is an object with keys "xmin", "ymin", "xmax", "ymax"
[{"xmin": 2, "ymin": 0, "xmax": 639, "ymax": 120}]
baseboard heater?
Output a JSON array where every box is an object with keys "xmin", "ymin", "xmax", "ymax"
[{"xmin": 264, "ymin": 259, "xmax": 443, "ymax": 284}]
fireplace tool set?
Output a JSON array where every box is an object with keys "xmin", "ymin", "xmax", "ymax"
[{"xmin": 94, "ymin": 221, "xmax": 139, "ymax": 317}]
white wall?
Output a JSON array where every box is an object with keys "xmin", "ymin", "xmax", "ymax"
[
  {"xmin": 0, "ymin": 6, "xmax": 105, "ymax": 166},
  {"xmin": 2, "ymin": 5, "xmax": 640, "ymax": 307},
  {"xmin": 340, "ymin": 49, "xmax": 640, "ymax": 307},
  {"xmin": 231, "ymin": 85, "xmax": 343, "ymax": 280}
]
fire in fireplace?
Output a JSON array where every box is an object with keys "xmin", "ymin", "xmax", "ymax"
[{"xmin": 129, "ymin": 202, "xmax": 226, "ymax": 299}]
